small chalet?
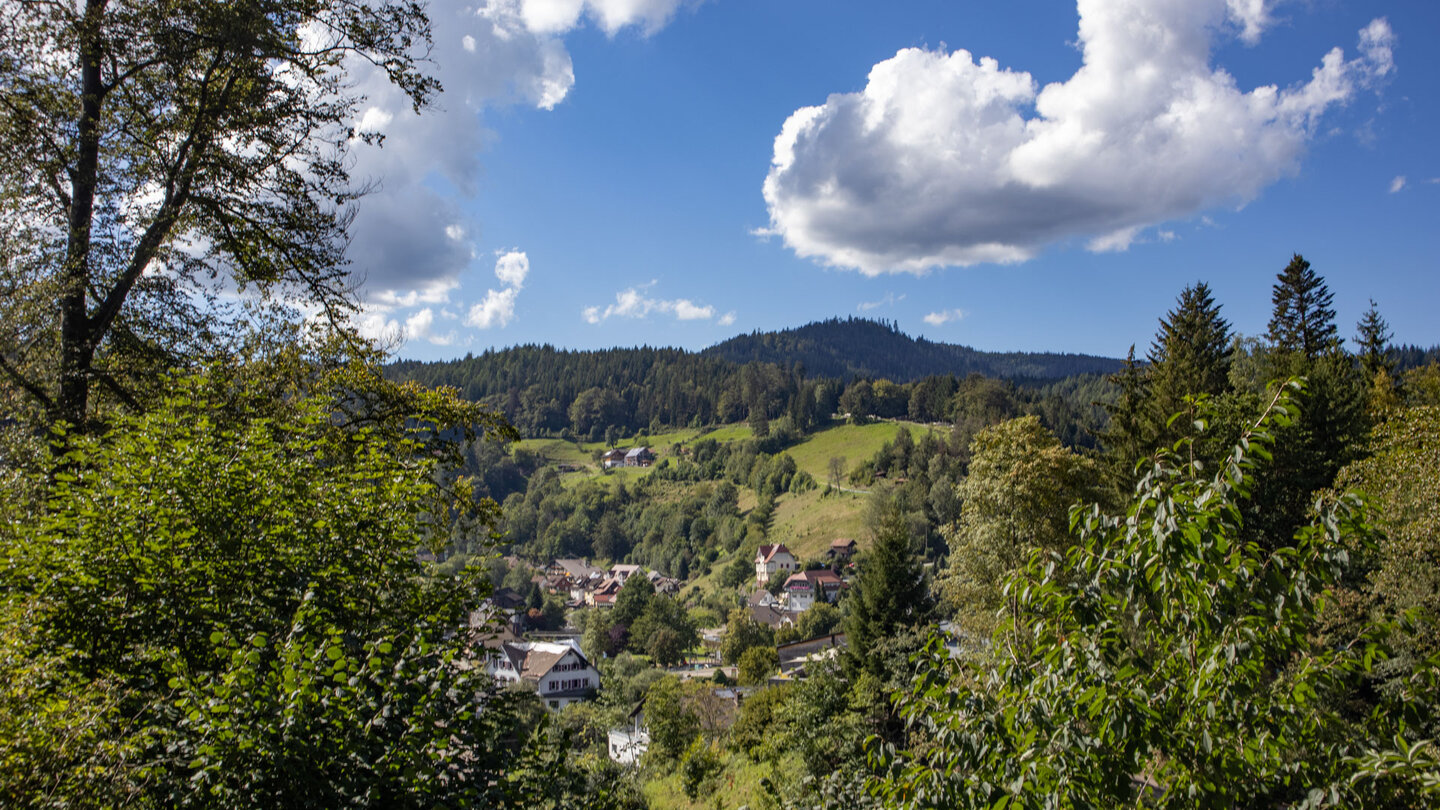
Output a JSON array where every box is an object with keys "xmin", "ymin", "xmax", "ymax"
[
  {"xmin": 646, "ymin": 570, "xmax": 681, "ymax": 594},
  {"xmin": 826, "ymin": 538, "xmax": 857, "ymax": 561},
  {"xmin": 601, "ymin": 448, "xmax": 627, "ymax": 469},
  {"xmin": 781, "ymin": 569, "xmax": 845, "ymax": 611},
  {"xmin": 749, "ymin": 603, "xmax": 798, "ymax": 630},
  {"xmin": 624, "ymin": 446, "xmax": 655, "ymax": 467},
  {"xmin": 487, "ymin": 638, "xmax": 599, "ymax": 711},
  {"xmin": 754, "ymin": 543, "xmax": 798, "ymax": 586}
]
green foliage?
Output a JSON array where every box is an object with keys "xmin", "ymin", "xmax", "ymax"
[
  {"xmin": 737, "ymin": 646, "xmax": 779, "ymax": 686},
  {"xmin": 844, "ymin": 503, "xmax": 932, "ymax": 679},
  {"xmin": 613, "ymin": 575, "xmax": 657, "ymax": 628},
  {"xmin": 939, "ymin": 416, "xmax": 1100, "ymax": 637},
  {"xmin": 0, "ymin": 365, "xmax": 613, "ymax": 807},
  {"xmin": 719, "ymin": 608, "xmax": 776, "ymax": 666},
  {"xmin": 1335, "ymin": 405, "xmax": 1440, "ymax": 682},
  {"xmin": 645, "ymin": 676, "xmax": 703, "ymax": 766},
  {"xmin": 729, "ymin": 684, "xmax": 792, "ymax": 758},
  {"xmin": 871, "ymin": 382, "xmax": 1440, "ymax": 808},
  {"xmin": 632, "ymin": 596, "xmax": 699, "ymax": 667}
]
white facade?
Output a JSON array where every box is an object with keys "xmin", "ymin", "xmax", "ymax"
[
  {"xmin": 487, "ymin": 639, "xmax": 600, "ymax": 711},
  {"xmin": 607, "ymin": 727, "xmax": 650, "ymax": 765},
  {"xmin": 754, "ymin": 544, "xmax": 798, "ymax": 586}
]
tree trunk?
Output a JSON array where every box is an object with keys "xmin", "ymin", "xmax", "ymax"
[{"xmin": 55, "ymin": 0, "xmax": 110, "ymax": 434}]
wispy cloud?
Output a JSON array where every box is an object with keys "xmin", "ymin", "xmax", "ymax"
[
  {"xmin": 923, "ymin": 309, "xmax": 966, "ymax": 326},
  {"xmin": 858, "ymin": 292, "xmax": 905, "ymax": 311},
  {"xmin": 583, "ymin": 283, "xmax": 728, "ymax": 324},
  {"xmin": 1390, "ymin": 175, "xmax": 1407, "ymax": 193}
]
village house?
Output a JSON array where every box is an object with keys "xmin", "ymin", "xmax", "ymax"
[
  {"xmin": 777, "ymin": 632, "xmax": 848, "ymax": 677},
  {"xmin": 486, "ymin": 638, "xmax": 600, "ymax": 711},
  {"xmin": 609, "ymin": 563, "xmax": 643, "ymax": 583},
  {"xmin": 780, "ymin": 569, "xmax": 846, "ymax": 612},
  {"xmin": 587, "ymin": 576, "xmax": 624, "ymax": 608},
  {"xmin": 600, "ymin": 448, "xmax": 627, "ymax": 468},
  {"xmin": 826, "ymin": 538, "xmax": 857, "ymax": 561},
  {"xmin": 646, "ymin": 569, "xmax": 681, "ymax": 594},
  {"xmin": 608, "ymin": 702, "xmax": 650, "ymax": 766},
  {"xmin": 623, "ymin": 446, "xmax": 655, "ymax": 467},
  {"xmin": 754, "ymin": 543, "xmax": 798, "ymax": 586},
  {"xmin": 749, "ymin": 602, "xmax": 798, "ymax": 631}
]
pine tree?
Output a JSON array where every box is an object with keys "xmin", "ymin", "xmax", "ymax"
[
  {"xmin": 1354, "ymin": 298, "xmax": 1395, "ymax": 379},
  {"xmin": 844, "ymin": 502, "xmax": 932, "ymax": 677},
  {"xmin": 1096, "ymin": 346, "xmax": 1152, "ymax": 493},
  {"xmin": 1268, "ymin": 254, "xmax": 1338, "ymax": 360},
  {"xmin": 1148, "ymin": 282, "xmax": 1231, "ymax": 404}
]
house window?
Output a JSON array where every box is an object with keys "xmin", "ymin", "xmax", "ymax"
[{"xmin": 549, "ymin": 700, "xmax": 559, "ymax": 709}]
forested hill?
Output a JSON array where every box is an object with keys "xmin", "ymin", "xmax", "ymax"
[
  {"xmin": 387, "ymin": 318, "xmax": 1120, "ymax": 441},
  {"xmin": 701, "ymin": 317, "xmax": 1123, "ymax": 380}
]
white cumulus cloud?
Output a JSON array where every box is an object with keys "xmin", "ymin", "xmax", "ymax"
[
  {"xmin": 761, "ymin": 1, "xmax": 1397, "ymax": 275},
  {"xmin": 923, "ymin": 309, "xmax": 966, "ymax": 326},
  {"xmin": 583, "ymin": 284, "xmax": 725, "ymax": 324},
  {"xmin": 343, "ymin": 0, "xmax": 693, "ymax": 318},
  {"xmin": 519, "ymin": 0, "xmax": 692, "ymax": 36},
  {"xmin": 1389, "ymin": 175, "xmax": 1407, "ymax": 194},
  {"xmin": 466, "ymin": 250, "xmax": 530, "ymax": 329}
]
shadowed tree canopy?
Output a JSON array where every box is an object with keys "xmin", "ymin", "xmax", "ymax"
[{"xmin": 0, "ymin": 0, "xmax": 438, "ymax": 433}]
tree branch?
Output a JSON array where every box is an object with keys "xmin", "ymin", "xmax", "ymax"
[{"xmin": 0, "ymin": 352, "xmax": 54, "ymax": 411}]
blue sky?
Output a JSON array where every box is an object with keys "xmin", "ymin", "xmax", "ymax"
[{"xmin": 344, "ymin": 0, "xmax": 1439, "ymax": 362}]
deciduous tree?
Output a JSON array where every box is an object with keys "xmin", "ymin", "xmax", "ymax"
[{"xmin": 0, "ymin": 0, "xmax": 438, "ymax": 433}]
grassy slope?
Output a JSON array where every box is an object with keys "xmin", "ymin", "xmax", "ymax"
[
  {"xmin": 784, "ymin": 420, "xmax": 931, "ymax": 483},
  {"xmin": 515, "ymin": 419, "xmax": 943, "ymax": 567},
  {"xmin": 769, "ymin": 487, "xmax": 870, "ymax": 561}
]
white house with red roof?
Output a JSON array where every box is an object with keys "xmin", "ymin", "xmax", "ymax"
[
  {"xmin": 754, "ymin": 543, "xmax": 798, "ymax": 586},
  {"xmin": 781, "ymin": 569, "xmax": 846, "ymax": 611}
]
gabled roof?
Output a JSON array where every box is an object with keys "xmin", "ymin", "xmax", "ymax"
[
  {"xmin": 624, "ymin": 446, "xmax": 652, "ymax": 459},
  {"xmin": 828, "ymin": 538, "xmax": 856, "ymax": 549},
  {"xmin": 755, "ymin": 543, "xmax": 794, "ymax": 563},
  {"xmin": 500, "ymin": 639, "xmax": 591, "ymax": 682},
  {"xmin": 750, "ymin": 603, "xmax": 796, "ymax": 629},
  {"xmin": 796, "ymin": 568, "xmax": 844, "ymax": 584},
  {"xmin": 552, "ymin": 558, "xmax": 604, "ymax": 580}
]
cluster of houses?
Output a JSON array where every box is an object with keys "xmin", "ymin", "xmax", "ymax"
[
  {"xmin": 541, "ymin": 557, "xmax": 681, "ymax": 608},
  {"xmin": 748, "ymin": 539, "xmax": 855, "ymax": 628},
  {"xmin": 600, "ymin": 445, "xmax": 655, "ymax": 469},
  {"xmin": 470, "ymin": 539, "xmax": 862, "ymax": 765}
]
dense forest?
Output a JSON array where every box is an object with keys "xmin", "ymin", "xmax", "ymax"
[{"xmin": 387, "ymin": 318, "xmax": 1121, "ymax": 443}]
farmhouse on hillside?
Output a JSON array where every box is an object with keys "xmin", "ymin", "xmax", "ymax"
[{"xmin": 624, "ymin": 446, "xmax": 655, "ymax": 467}]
